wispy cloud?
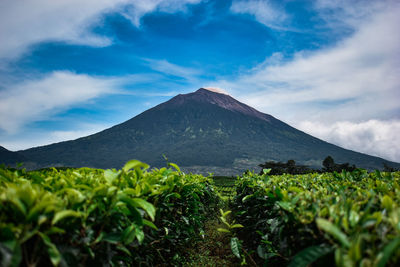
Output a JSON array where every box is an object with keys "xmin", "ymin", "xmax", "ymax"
[
  {"xmin": 220, "ymin": 2, "xmax": 400, "ymax": 122},
  {"xmin": 1, "ymin": 123, "xmax": 112, "ymax": 151},
  {"xmin": 0, "ymin": 0, "xmax": 121, "ymax": 60},
  {"xmin": 216, "ymin": 2, "xmax": 400, "ymax": 161},
  {"xmin": 0, "ymin": 0, "xmax": 203, "ymax": 60},
  {"xmin": 313, "ymin": 0, "xmax": 388, "ymax": 30},
  {"xmin": 0, "ymin": 71, "xmax": 120, "ymax": 133},
  {"xmin": 121, "ymin": 0, "xmax": 202, "ymax": 26},
  {"xmin": 230, "ymin": 0, "xmax": 288, "ymax": 30},
  {"xmin": 0, "ymin": 0, "xmax": 206, "ymax": 140},
  {"xmin": 0, "ymin": 58, "xmax": 202, "ymax": 135},
  {"xmin": 143, "ymin": 58, "xmax": 201, "ymax": 81}
]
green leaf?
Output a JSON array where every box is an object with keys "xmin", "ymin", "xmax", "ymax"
[
  {"xmin": 316, "ymin": 218, "xmax": 350, "ymax": 248},
  {"xmin": 45, "ymin": 227, "xmax": 66, "ymax": 235},
  {"xmin": 104, "ymin": 169, "xmax": 119, "ymax": 184},
  {"xmin": 335, "ymin": 247, "xmax": 353, "ymax": 267},
  {"xmin": 377, "ymin": 237, "xmax": 400, "ymax": 267},
  {"xmin": 278, "ymin": 201, "xmax": 293, "ymax": 211},
  {"xmin": 116, "ymin": 245, "xmax": 132, "ymax": 256},
  {"xmin": 242, "ymin": 195, "xmax": 253, "ymax": 202},
  {"xmin": 103, "ymin": 232, "xmax": 122, "ymax": 244},
  {"xmin": 220, "ymin": 216, "xmax": 230, "ymax": 228},
  {"xmin": 92, "ymin": 232, "xmax": 105, "ymax": 244},
  {"xmin": 38, "ymin": 232, "xmax": 61, "ymax": 266},
  {"xmin": 257, "ymin": 245, "xmax": 277, "ymax": 260},
  {"xmin": 143, "ymin": 219, "xmax": 158, "ymax": 230},
  {"xmin": 135, "ymin": 228, "xmax": 145, "ymax": 244},
  {"xmin": 168, "ymin": 163, "xmax": 181, "ymax": 173},
  {"xmin": 262, "ymin": 168, "xmax": 271, "ymax": 175},
  {"xmin": 220, "ymin": 209, "xmax": 231, "ymax": 217},
  {"xmin": 274, "ymin": 188, "xmax": 283, "ymax": 200},
  {"xmin": 19, "ymin": 229, "xmax": 39, "ymax": 244},
  {"xmin": 288, "ymin": 186, "xmax": 302, "ymax": 193},
  {"xmin": 217, "ymin": 228, "xmax": 231, "ymax": 233},
  {"xmin": 127, "ymin": 205, "xmax": 143, "ymax": 226},
  {"xmin": 8, "ymin": 197, "xmax": 27, "ymax": 216},
  {"xmin": 122, "ymin": 225, "xmax": 135, "ymax": 244},
  {"xmin": 230, "ymin": 237, "xmax": 241, "ymax": 258},
  {"xmin": 230, "ymin": 224, "xmax": 244, "ymax": 229},
  {"xmin": 117, "ymin": 196, "xmax": 144, "ymax": 225},
  {"xmin": 288, "ymin": 244, "xmax": 333, "ymax": 267},
  {"xmin": 132, "ymin": 198, "xmax": 156, "ymax": 221},
  {"xmin": 164, "ymin": 192, "xmax": 181, "ymax": 200},
  {"xmin": 122, "ymin": 224, "xmax": 145, "ymax": 245},
  {"xmin": 381, "ymin": 195, "xmax": 394, "ymax": 212},
  {"xmin": 123, "ymin": 160, "xmax": 149, "ymax": 172},
  {"xmin": 52, "ymin": 210, "xmax": 81, "ymax": 225}
]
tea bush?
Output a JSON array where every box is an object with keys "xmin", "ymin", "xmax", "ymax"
[
  {"xmin": 233, "ymin": 170, "xmax": 400, "ymax": 266},
  {"xmin": 0, "ymin": 160, "xmax": 218, "ymax": 266}
]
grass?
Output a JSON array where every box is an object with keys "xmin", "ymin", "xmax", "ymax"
[
  {"xmin": 181, "ymin": 176, "xmax": 245, "ymax": 266},
  {"xmin": 182, "ymin": 218, "xmax": 240, "ymax": 266}
]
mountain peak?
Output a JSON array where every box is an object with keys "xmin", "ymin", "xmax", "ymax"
[
  {"xmin": 198, "ymin": 87, "xmax": 229, "ymax": 95},
  {"xmin": 164, "ymin": 88, "xmax": 272, "ymax": 123}
]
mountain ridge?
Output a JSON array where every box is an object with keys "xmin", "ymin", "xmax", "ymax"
[
  {"xmin": 0, "ymin": 146, "xmax": 27, "ymax": 165},
  {"xmin": 1, "ymin": 88, "xmax": 399, "ymax": 174},
  {"xmin": 166, "ymin": 88, "xmax": 273, "ymax": 122}
]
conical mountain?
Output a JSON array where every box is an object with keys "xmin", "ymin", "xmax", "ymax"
[{"xmin": 12, "ymin": 88, "xmax": 400, "ymax": 174}]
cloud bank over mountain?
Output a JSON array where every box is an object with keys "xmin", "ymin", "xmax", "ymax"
[{"xmin": 216, "ymin": 1, "xmax": 400, "ymax": 161}]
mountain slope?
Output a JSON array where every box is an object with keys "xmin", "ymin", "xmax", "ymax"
[
  {"xmin": 16, "ymin": 88, "xmax": 400, "ymax": 173},
  {"xmin": 0, "ymin": 146, "xmax": 27, "ymax": 165}
]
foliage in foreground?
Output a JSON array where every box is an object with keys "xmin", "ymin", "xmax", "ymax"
[
  {"xmin": 232, "ymin": 169, "xmax": 400, "ymax": 266},
  {"xmin": 0, "ymin": 161, "xmax": 218, "ymax": 266}
]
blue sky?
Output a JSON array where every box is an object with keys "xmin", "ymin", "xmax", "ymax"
[{"xmin": 0, "ymin": 0, "xmax": 399, "ymax": 162}]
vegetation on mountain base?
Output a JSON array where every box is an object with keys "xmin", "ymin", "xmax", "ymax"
[
  {"xmin": 258, "ymin": 156, "xmax": 357, "ymax": 175},
  {"xmin": 321, "ymin": 156, "xmax": 357, "ymax": 173}
]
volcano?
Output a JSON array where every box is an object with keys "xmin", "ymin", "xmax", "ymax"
[{"xmin": 5, "ymin": 88, "xmax": 399, "ymax": 174}]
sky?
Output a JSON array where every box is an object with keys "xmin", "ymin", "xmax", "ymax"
[{"xmin": 0, "ymin": 0, "xmax": 399, "ymax": 162}]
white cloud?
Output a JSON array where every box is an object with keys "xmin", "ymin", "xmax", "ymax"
[
  {"xmin": 1, "ymin": 123, "xmax": 111, "ymax": 151},
  {"xmin": 0, "ymin": 0, "xmax": 202, "ymax": 60},
  {"xmin": 203, "ymin": 87, "xmax": 229, "ymax": 95},
  {"xmin": 0, "ymin": 71, "xmax": 120, "ymax": 133},
  {"xmin": 313, "ymin": 0, "xmax": 388, "ymax": 29},
  {"xmin": 297, "ymin": 120, "xmax": 400, "ymax": 162},
  {"xmin": 230, "ymin": 0, "xmax": 288, "ymax": 30},
  {"xmin": 218, "ymin": 2, "xmax": 400, "ymax": 122},
  {"xmin": 0, "ymin": 0, "xmax": 122, "ymax": 60},
  {"xmin": 122, "ymin": 0, "xmax": 202, "ymax": 26},
  {"xmin": 143, "ymin": 58, "xmax": 201, "ymax": 80},
  {"xmin": 0, "ymin": 59, "xmax": 200, "ymax": 137},
  {"xmin": 214, "ymin": 2, "xmax": 400, "ymax": 162}
]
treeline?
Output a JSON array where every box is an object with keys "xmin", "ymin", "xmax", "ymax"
[
  {"xmin": 258, "ymin": 159, "xmax": 315, "ymax": 175},
  {"xmin": 258, "ymin": 156, "xmax": 373, "ymax": 175}
]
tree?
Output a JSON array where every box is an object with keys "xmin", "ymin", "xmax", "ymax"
[
  {"xmin": 287, "ymin": 160, "xmax": 296, "ymax": 174},
  {"xmin": 322, "ymin": 156, "xmax": 335, "ymax": 172},
  {"xmin": 383, "ymin": 163, "xmax": 399, "ymax": 172},
  {"xmin": 322, "ymin": 156, "xmax": 356, "ymax": 172},
  {"xmin": 259, "ymin": 159, "xmax": 314, "ymax": 175}
]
